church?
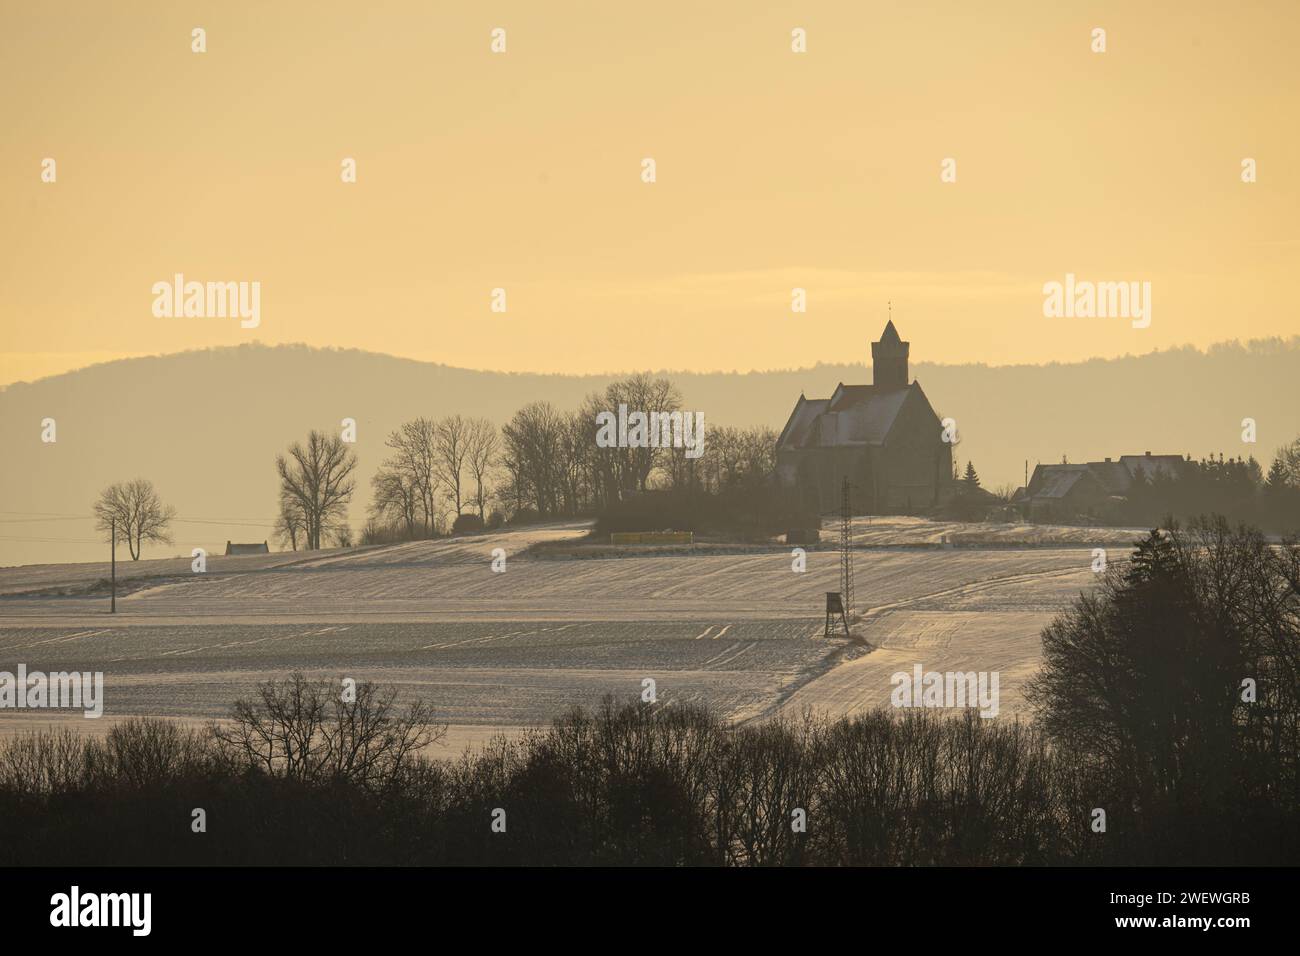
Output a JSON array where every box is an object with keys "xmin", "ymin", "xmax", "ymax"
[{"xmin": 775, "ymin": 321, "xmax": 953, "ymax": 514}]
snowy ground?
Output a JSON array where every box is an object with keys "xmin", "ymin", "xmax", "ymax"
[{"xmin": 0, "ymin": 519, "xmax": 1122, "ymax": 744}]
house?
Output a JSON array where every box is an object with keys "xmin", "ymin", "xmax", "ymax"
[
  {"xmin": 225, "ymin": 540, "xmax": 270, "ymax": 555},
  {"xmin": 775, "ymin": 321, "xmax": 953, "ymax": 514},
  {"xmin": 1019, "ymin": 452, "xmax": 1186, "ymax": 520}
]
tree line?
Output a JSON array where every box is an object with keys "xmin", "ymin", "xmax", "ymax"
[
  {"xmin": 264, "ymin": 372, "xmax": 781, "ymax": 551},
  {"xmin": 1119, "ymin": 440, "xmax": 1300, "ymax": 532}
]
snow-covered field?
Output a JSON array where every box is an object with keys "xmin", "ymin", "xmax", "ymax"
[{"xmin": 0, "ymin": 519, "xmax": 1122, "ymax": 744}]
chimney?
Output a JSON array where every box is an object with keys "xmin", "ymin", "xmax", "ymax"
[
  {"xmin": 1104, "ymin": 457, "xmax": 1112, "ymax": 462},
  {"xmin": 1145, "ymin": 451, "xmax": 1151, "ymax": 457}
]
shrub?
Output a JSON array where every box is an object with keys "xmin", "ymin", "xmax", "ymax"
[{"xmin": 452, "ymin": 513, "xmax": 485, "ymax": 533}]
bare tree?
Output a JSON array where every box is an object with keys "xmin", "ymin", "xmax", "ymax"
[
  {"xmin": 737, "ymin": 426, "xmax": 777, "ymax": 486},
  {"xmin": 464, "ymin": 417, "xmax": 500, "ymax": 521},
  {"xmin": 498, "ymin": 457, "xmax": 528, "ymax": 518},
  {"xmin": 585, "ymin": 374, "xmax": 683, "ymax": 502},
  {"xmin": 93, "ymin": 479, "xmax": 176, "ymax": 560},
  {"xmin": 581, "ymin": 391, "xmax": 622, "ymax": 507},
  {"xmin": 558, "ymin": 410, "xmax": 594, "ymax": 515},
  {"xmin": 707, "ymin": 426, "xmax": 744, "ymax": 490},
  {"xmin": 502, "ymin": 402, "xmax": 566, "ymax": 516},
  {"xmin": 275, "ymin": 431, "xmax": 357, "ymax": 550},
  {"xmin": 368, "ymin": 468, "xmax": 421, "ymax": 538},
  {"xmin": 381, "ymin": 418, "xmax": 439, "ymax": 536},
  {"xmin": 274, "ymin": 491, "xmax": 306, "ymax": 551},
  {"xmin": 433, "ymin": 415, "xmax": 472, "ymax": 517},
  {"xmin": 614, "ymin": 373, "xmax": 681, "ymax": 492},
  {"xmin": 210, "ymin": 673, "xmax": 445, "ymax": 795}
]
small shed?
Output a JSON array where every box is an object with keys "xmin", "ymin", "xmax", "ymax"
[{"xmin": 225, "ymin": 540, "xmax": 270, "ymax": 555}]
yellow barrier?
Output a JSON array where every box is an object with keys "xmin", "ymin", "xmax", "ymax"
[{"xmin": 610, "ymin": 531, "xmax": 694, "ymax": 545}]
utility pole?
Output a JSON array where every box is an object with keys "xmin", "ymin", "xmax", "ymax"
[{"xmin": 110, "ymin": 517, "xmax": 116, "ymax": 614}]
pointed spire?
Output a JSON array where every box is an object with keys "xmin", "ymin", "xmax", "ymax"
[{"xmin": 872, "ymin": 315, "xmax": 909, "ymax": 387}]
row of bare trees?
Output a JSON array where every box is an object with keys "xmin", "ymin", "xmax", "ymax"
[
  {"xmin": 95, "ymin": 377, "xmax": 776, "ymax": 557},
  {"xmin": 359, "ymin": 375, "xmax": 775, "ymax": 532},
  {"xmin": 283, "ymin": 379, "xmax": 777, "ymax": 545},
  {"xmin": 690, "ymin": 424, "xmax": 778, "ymax": 492},
  {"xmin": 366, "ymin": 416, "xmax": 499, "ymax": 540},
  {"xmin": 498, "ymin": 375, "xmax": 778, "ymax": 520}
]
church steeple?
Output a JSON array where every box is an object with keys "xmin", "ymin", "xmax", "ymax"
[{"xmin": 871, "ymin": 320, "xmax": 910, "ymax": 388}]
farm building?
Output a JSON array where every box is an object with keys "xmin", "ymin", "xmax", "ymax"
[
  {"xmin": 1016, "ymin": 453, "xmax": 1186, "ymax": 520},
  {"xmin": 775, "ymin": 321, "xmax": 953, "ymax": 514},
  {"xmin": 225, "ymin": 540, "xmax": 270, "ymax": 555}
]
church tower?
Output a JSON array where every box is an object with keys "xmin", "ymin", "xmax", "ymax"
[{"xmin": 871, "ymin": 320, "xmax": 909, "ymax": 388}]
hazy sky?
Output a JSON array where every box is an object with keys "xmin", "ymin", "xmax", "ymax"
[{"xmin": 2, "ymin": 1, "xmax": 1297, "ymax": 385}]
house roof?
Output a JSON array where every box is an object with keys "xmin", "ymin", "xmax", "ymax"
[
  {"xmin": 1120, "ymin": 454, "xmax": 1185, "ymax": 480},
  {"xmin": 1032, "ymin": 465, "xmax": 1091, "ymax": 499},
  {"xmin": 1025, "ymin": 454, "xmax": 1187, "ymax": 502},
  {"xmin": 1088, "ymin": 460, "xmax": 1133, "ymax": 495}
]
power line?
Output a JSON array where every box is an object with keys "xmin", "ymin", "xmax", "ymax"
[
  {"xmin": 173, "ymin": 518, "xmax": 277, "ymax": 527},
  {"xmin": 0, "ymin": 516, "xmax": 91, "ymax": 524},
  {"xmin": 0, "ymin": 511, "xmax": 278, "ymax": 526},
  {"xmin": 0, "ymin": 510, "xmax": 92, "ymax": 518},
  {"xmin": 0, "ymin": 511, "xmax": 279, "ymax": 546}
]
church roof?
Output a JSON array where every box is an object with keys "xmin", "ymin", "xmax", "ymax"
[
  {"xmin": 778, "ymin": 383, "xmax": 916, "ymax": 449},
  {"xmin": 828, "ymin": 384, "xmax": 873, "ymax": 411},
  {"xmin": 853, "ymin": 387, "xmax": 912, "ymax": 443},
  {"xmin": 776, "ymin": 396, "xmax": 830, "ymax": 449}
]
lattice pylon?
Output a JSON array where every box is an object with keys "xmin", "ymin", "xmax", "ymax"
[{"xmin": 840, "ymin": 476, "xmax": 853, "ymax": 622}]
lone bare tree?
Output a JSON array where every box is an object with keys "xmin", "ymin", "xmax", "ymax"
[
  {"xmin": 93, "ymin": 479, "xmax": 176, "ymax": 560},
  {"xmin": 275, "ymin": 430, "xmax": 357, "ymax": 550}
]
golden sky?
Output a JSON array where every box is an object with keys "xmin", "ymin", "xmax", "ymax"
[{"xmin": 2, "ymin": 0, "xmax": 1297, "ymax": 385}]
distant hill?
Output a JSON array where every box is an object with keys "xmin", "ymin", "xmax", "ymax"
[{"xmin": 3, "ymin": 340, "xmax": 1298, "ymax": 566}]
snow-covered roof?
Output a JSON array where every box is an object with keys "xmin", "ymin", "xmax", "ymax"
[{"xmin": 778, "ymin": 384, "xmax": 915, "ymax": 449}]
